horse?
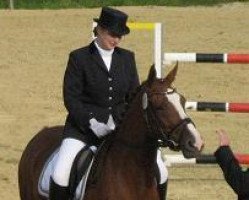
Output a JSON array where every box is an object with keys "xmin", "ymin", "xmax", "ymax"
[{"xmin": 18, "ymin": 63, "xmax": 204, "ymax": 200}]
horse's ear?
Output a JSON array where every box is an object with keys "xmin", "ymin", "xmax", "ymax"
[
  {"xmin": 165, "ymin": 62, "xmax": 178, "ymax": 85},
  {"xmin": 147, "ymin": 64, "xmax": 156, "ymax": 85}
]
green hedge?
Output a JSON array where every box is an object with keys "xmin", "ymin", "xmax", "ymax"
[{"xmin": 1, "ymin": 0, "xmax": 249, "ymax": 9}]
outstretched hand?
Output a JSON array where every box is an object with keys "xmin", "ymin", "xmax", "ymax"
[{"xmin": 216, "ymin": 129, "xmax": 230, "ymax": 147}]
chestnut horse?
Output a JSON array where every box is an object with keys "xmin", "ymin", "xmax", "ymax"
[{"xmin": 18, "ymin": 64, "xmax": 203, "ymax": 200}]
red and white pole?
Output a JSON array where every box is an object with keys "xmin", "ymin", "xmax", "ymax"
[{"xmin": 185, "ymin": 102, "xmax": 249, "ymax": 113}]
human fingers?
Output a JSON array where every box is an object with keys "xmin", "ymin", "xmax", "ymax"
[{"xmin": 216, "ymin": 129, "xmax": 230, "ymax": 146}]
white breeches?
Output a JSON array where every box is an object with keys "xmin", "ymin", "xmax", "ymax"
[
  {"xmin": 52, "ymin": 138, "xmax": 86, "ymax": 186},
  {"xmin": 52, "ymin": 138, "xmax": 168, "ymax": 186},
  {"xmin": 157, "ymin": 149, "xmax": 168, "ymax": 184}
]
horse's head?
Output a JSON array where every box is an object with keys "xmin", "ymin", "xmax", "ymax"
[{"xmin": 142, "ymin": 63, "xmax": 204, "ymax": 158}]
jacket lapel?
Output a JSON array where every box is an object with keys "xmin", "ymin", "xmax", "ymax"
[
  {"xmin": 89, "ymin": 42, "xmax": 124, "ymax": 75},
  {"xmin": 110, "ymin": 48, "xmax": 123, "ymax": 75},
  {"xmin": 89, "ymin": 42, "xmax": 109, "ymax": 73}
]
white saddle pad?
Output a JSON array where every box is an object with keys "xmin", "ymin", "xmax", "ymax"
[{"xmin": 38, "ymin": 148, "xmax": 94, "ymax": 200}]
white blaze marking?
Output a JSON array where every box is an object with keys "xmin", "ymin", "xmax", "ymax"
[
  {"xmin": 166, "ymin": 91, "xmax": 202, "ymax": 150},
  {"xmin": 166, "ymin": 92, "xmax": 186, "ymax": 120}
]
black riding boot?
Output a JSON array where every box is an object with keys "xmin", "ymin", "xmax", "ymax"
[
  {"xmin": 49, "ymin": 178, "xmax": 70, "ymax": 200},
  {"xmin": 158, "ymin": 181, "xmax": 168, "ymax": 200}
]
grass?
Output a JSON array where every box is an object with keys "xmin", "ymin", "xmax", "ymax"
[{"xmin": 1, "ymin": 0, "xmax": 249, "ymax": 9}]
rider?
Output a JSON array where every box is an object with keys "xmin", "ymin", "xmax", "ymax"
[
  {"xmin": 215, "ymin": 129, "xmax": 249, "ymax": 200},
  {"xmin": 49, "ymin": 7, "xmax": 168, "ymax": 200}
]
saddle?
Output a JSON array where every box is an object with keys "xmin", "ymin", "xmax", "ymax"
[{"xmin": 38, "ymin": 146, "xmax": 95, "ymax": 200}]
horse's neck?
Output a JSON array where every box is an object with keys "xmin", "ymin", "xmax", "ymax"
[
  {"xmin": 114, "ymin": 94, "xmax": 158, "ymax": 155},
  {"xmin": 116, "ymin": 96, "xmax": 147, "ymax": 144},
  {"xmin": 112, "ymin": 101, "xmax": 157, "ymax": 184},
  {"xmin": 98, "ymin": 95, "xmax": 158, "ymax": 187}
]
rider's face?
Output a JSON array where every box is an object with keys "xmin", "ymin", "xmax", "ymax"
[{"xmin": 96, "ymin": 27, "xmax": 122, "ymax": 50}]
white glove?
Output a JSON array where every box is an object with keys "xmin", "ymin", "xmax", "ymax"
[{"xmin": 89, "ymin": 118, "xmax": 113, "ymax": 138}]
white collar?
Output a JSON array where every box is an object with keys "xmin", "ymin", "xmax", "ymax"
[{"xmin": 94, "ymin": 40, "xmax": 114, "ymax": 57}]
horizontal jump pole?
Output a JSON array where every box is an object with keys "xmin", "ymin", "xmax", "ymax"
[
  {"xmin": 164, "ymin": 53, "xmax": 249, "ymax": 64},
  {"xmin": 164, "ymin": 154, "xmax": 249, "ymax": 167},
  {"xmin": 185, "ymin": 101, "xmax": 249, "ymax": 113}
]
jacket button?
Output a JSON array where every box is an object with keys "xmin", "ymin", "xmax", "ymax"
[
  {"xmin": 109, "ymin": 97, "xmax": 112, "ymax": 100},
  {"xmin": 108, "ymin": 107, "xmax": 112, "ymax": 110},
  {"xmin": 108, "ymin": 77, "xmax": 113, "ymax": 81},
  {"xmin": 109, "ymin": 87, "xmax": 113, "ymax": 91}
]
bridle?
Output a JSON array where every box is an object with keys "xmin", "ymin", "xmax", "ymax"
[
  {"xmin": 114, "ymin": 85, "xmax": 194, "ymax": 150},
  {"xmin": 142, "ymin": 87, "xmax": 195, "ymax": 150}
]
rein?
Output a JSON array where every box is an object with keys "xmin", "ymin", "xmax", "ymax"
[{"xmin": 143, "ymin": 88, "xmax": 194, "ymax": 149}]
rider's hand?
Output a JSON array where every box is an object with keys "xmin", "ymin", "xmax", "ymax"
[
  {"xmin": 216, "ymin": 129, "xmax": 230, "ymax": 146},
  {"xmin": 89, "ymin": 118, "xmax": 113, "ymax": 138}
]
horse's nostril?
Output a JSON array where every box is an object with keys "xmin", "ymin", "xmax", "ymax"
[
  {"xmin": 186, "ymin": 137, "xmax": 201, "ymax": 150},
  {"xmin": 188, "ymin": 140, "xmax": 195, "ymax": 148}
]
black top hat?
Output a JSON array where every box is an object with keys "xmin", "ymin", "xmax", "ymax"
[{"xmin": 94, "ymin": 7, "xmax": 130, "ymax": 36}]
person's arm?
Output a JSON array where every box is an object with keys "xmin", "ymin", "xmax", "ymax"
[
  {"xmin": 128, "ymin": 52, "xmax": 140, "ymax": 91},
  {"xmin": 215, "ymin": 130, "xmax": 249, "ymax": 197},
  {"xmin": 63, "ymin": 52, "xmax": 93, "ymax": 131}
]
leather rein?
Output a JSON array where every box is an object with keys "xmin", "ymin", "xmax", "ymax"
[{"xmin": 143, "ymin": 88, "xmax": 194, "ymax": 150}]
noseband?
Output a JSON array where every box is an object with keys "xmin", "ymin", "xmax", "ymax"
[{"xmin": 142, "ymin": 88, "xmax": 194, "ymax": 149}]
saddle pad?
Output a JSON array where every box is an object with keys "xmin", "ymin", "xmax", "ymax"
[{"xmin": 38, "ymin": 148, "xmax": 94, "ymax": 200}]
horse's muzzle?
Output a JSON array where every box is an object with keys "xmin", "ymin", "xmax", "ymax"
[{"xmin": 181, "ymin": 133, "xmax": 203, "ymax": 158}]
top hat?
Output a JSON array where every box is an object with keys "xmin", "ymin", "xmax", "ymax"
[{"xmin": 94, "ymin": 7, "xmax": 130, "ymax": 36}]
